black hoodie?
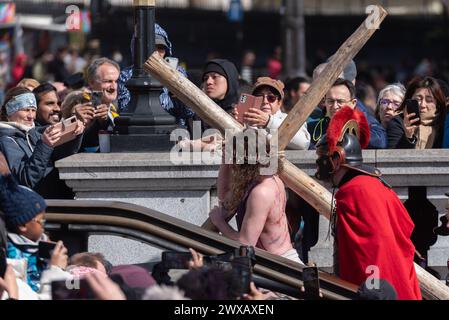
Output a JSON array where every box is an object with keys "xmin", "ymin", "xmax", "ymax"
[{"xmin": 195, "ymin": 59, "xmax": 240, "ymax": 132}]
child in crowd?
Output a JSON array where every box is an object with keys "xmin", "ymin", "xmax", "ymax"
[{"xmin": 0, "ymin": 163, "xmax": 68, "ymax": 292}]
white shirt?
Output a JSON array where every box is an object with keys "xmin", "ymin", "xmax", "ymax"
[{"xmin": 265, "ymin": 110, "xmax": 311, "ymax": 150}]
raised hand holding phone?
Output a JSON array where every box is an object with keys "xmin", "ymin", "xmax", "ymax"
[
  {"xmin": 52, "ymin": 116, "xmax": 79, "ymax": 147},
  {"xmin": 165, "ymin": 57, "xmax": 179, "ymax": 70},
  {"xmin": 301, "ymin": 266, "xmax": 322, "ymax": 299},
  {"xmin": 50, "ymin": 241, "xmax": 68, "ymax": 270},
  {"xmin": 404, "ymin": 99, "xmax": 420, "ymax": 139},
  {"xmin": 235, "ymin": 94, "xmax": 263, "ymax": 125},
  {"xmin": 42, "ymin": 124, "xmax": 63, "ymax": 147}
]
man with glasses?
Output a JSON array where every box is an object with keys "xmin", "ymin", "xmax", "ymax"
[
  {"xmin": 236, "ymin": 76, "xmax": 310, "ymax": 150},
  {"xmin": 308, "ymin": 79, "xmax": 357, "ymax": 149},
  {"xmin": 310, "ymin": 60, "xmax": 387, "ymax": 150},
  {"xmin": 308, "ymin": 78, "xmax": 386, "ymax": 150}
]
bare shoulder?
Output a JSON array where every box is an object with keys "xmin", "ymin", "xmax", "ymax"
[{"xmin": 249, "ymin": 177, "xmax": 281, "ymax": 201}]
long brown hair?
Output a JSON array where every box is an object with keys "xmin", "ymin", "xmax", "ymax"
[
  {"xmin": 1, "ymin": 86, "xmax": 32, "ymax": 121},
  {"xmin": 222, "ymin": 128, "xmax": 283, "ymax": 213}
]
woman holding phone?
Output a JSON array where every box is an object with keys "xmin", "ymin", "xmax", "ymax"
[
  {"xmin": 387, "ymin": 76, "xmax": 447, "ymax": 149},
  {"xmin": 0, "ymin": 87, "xmax": 83, "ymax": 198}
]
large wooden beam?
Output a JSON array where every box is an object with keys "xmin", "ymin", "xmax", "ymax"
[
  {"xmin": 275, "ymin": 5, "xmax": 387, "ymax": 151},
  {"xmin": 144, "ymin": 51, "xmax": 449, "ymax": 301},
  {"xmin": 144, "ymin": 53, "xmax": 333, "ymax": 222}
]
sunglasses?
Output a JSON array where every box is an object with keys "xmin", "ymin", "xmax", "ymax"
[{"xmin": 255, "ymin": 94, "xmax": 278, "ymax": 103}]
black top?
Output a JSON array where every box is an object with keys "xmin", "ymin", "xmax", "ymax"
[
  {"xmin": 387, "ymin": 115, "xmax": 442, "ymax": 149},
  {"xmin": 195, "ymin": 59, "xmax": 240, "ymax": 133}
]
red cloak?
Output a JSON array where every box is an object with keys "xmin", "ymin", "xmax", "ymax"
[{"xmin": 336, "ymin": 175, "xmax": 422, "ymax": 300}]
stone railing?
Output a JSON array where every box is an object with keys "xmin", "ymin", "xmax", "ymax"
[{"xmin": 56, "ymin": 149, "xmax": 449, "ymax": 269}]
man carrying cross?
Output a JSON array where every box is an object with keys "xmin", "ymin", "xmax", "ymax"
[
  {"xmin": 145, "ymin": 3, "xmax": 449, "ymax": 298},
  {"xmin": 208, "ymin": 128, "xmax": 304, "ymax": 264}
]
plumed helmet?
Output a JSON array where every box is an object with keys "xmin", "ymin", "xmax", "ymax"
[{"xmin": 316, "ymin": 106, "xmax": 381, "ymax": 178}]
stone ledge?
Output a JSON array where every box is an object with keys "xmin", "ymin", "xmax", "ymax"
[{"xmin": 56, "ymin": 150, "xmax": 449, "ymax": 268}]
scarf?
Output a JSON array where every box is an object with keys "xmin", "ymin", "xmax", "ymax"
[{"xmin": 416, "ymin": 107, "xmax": 439, "ymax": 149}]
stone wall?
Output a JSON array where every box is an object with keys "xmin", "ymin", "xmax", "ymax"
[{"xmin": 56, "ymin": 150, "xmax": 449, "ymax": 268}]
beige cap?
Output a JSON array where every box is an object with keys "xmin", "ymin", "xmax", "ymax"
[{"xmin": 252, "ymin": 77, "xmax": 285, "ymax": 100}]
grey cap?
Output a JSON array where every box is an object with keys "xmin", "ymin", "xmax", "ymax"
[
  {"xmin": 155, "ymin": 35, "xmax": 169, "ymax": 49},
  {"xmin": 326, "ymin": 56, "xmax": 357, "ymax": 82}
]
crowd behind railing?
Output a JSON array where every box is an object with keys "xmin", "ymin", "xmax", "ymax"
[{"xmin": 1, "ymin": 22, "xmax": 449, "ymax": 300}]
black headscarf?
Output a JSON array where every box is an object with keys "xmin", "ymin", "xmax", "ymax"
[{"xmin": 202, "ymin": 59, "xmax": 240, "ymax": 113}]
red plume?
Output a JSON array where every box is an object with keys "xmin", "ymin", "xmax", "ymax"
[{"xmin": 326, "ymin": 106, "xmax": 370, "ymax": 153}]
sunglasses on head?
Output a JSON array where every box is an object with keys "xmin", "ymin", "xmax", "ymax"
[{"xmin": 255, "ymin": 94, "xmax": 278, "ymax": 103}]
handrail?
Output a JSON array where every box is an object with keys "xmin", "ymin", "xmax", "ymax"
[{"xmin": 45, "ymin": 199, "xmax": 359, "ymax": 300}]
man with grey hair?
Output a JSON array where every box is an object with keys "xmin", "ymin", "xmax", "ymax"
[
  {"xmin": 87, "ymin": 57, "xmax": 120, "ymax": 113},
  {"xmin": 82, "ymin": 58, "xmax": 121, "ymax": 152}
]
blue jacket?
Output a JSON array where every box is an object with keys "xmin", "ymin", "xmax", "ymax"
[
  {"xmin": 7, "ymin": 233, "xmax": 49, "ymax": 292},
  {"xmin": 356, "ymin": 101, "xmax": 387, "ymax": 149},
  {"xmin": 443, "ymin": 114, "xmax": 449, "ymax": 148},
  {"xmin": 117, "ymin": 23, "xmax": 195, "ymax": 128},
  {"xmin": 308, "ymin": 103, "xmax": 387, "ymax": 149},
  {"xmin": 0, "ymin": 122, "xmax": 53, "ymax": 188},
  {"xmin": 0, "ymin": 122, "xmax": 76, "ymax": 198}
]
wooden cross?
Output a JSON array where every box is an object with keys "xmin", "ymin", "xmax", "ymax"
[{"xmin": 144, "ymin": 5, "xmax": 449, "ymax": 299}]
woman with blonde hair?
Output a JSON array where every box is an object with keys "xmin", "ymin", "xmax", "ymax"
[
  {"xmin": 16, "ymin": 78, "xmax": 40, "ymax": 92},
  {"xmin": 60, "ymin": 89, "xmax": 95, "ymax": 128}
]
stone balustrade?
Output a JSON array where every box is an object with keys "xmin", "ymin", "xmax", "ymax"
[{"xmin": 56, "ymin": 149, "xmax": 449, "ymax": 269}]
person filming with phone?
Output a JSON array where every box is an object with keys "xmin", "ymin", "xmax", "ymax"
[
  {"xmin": 0, "ymin": 87, "xmax": 83, "ymax": 198},
  {"xmin": 387, "ymin": 76, "xmax": 447, "ymax": 149},
  {"xmin": 83, "ymin": 58, "xmax": 121, "ymax": 153},
  {"xmin": 118, "ymin": 23, "xmax": 194, "ymax": 130},
  {"xmin": 0, "ymin": 158, "xmax": 68, "ymax": 293},
  {"xmin": 234, "ymin": 77, "xmax": 310, "ymax": 150}
]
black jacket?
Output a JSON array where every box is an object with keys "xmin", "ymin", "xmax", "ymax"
[{"xmin": 387, "ymin": 115, "xmax": 443, "ymax": 149}]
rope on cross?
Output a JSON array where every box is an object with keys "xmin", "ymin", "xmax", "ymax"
[{"xmin": 143, "ymin": 5, "xmax": 449, "ymax": 300}]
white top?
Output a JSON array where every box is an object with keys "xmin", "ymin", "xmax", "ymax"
[{"xmin": 265, "ymin": 110, "xmax": 310, "ymax": 150}]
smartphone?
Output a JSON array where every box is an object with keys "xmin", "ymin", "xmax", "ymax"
[
  {"xmin": 53, "ymin": 116, "xmax": 78, "ymax": 146},
  {"xmin": 235, "ymin": 94, "xmax": 263, "ymax": 124},
  {"xmin": 203, "ymin": 252, "xmax": 234, "ymax": 265},
  {"xmin": 91, "ymin": 91, "xmax": 103, "ymax": 109},
  {"xmin": 302, "ymin": 266, "xmax": 321, "ymax": 299},
  {"xmin": 38, "ymin": 241, "xmax": 57, "ymax": 260},
  {"xmin": 231, "ymin": 257, "xmax": 252, "ymax": 295},
  {"xmin": 51, "ymin": 278, "xmax": 94, "ymax": 300},
  {"xmin": 406, "ymin": 99, "xmax": 421, "ymax": 125},
  {"xmin": 161, "ymin": 251, "xmax": 192, "ymax": 270},
  {"xmin": 238, "ymin": 246, "xmax": 256, "ymax": 266},
  {"xmin": 0, "ymin": 248, "xmax": 7, "ymax": 278},
  {"xmin": 165, "ymin": 57, "xmax": 179, "ymax": 70}
]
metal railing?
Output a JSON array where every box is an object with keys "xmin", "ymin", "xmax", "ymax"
[{"xmin": 45, "ymin": 199, "xmax": 359, "ymax": 300}]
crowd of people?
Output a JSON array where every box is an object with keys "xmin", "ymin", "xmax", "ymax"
[{"xmin": 0, "ymin": 21, "xmax": 449, "ymax": 300}]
